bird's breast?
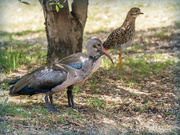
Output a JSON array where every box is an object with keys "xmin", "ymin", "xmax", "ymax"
[{"xmin": 92, "ymin": 57, "xmax": 102, "ymax": 73}]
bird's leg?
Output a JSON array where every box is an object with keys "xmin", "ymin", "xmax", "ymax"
[
  {"xmin": 67, "ymin": 85, "xmax": 75, "ymax": 109},
  {"xmin": 70, "ymin": 90, "xmax": 75, "ymax": 109},
  {"xmin": 49, "ymin": 95, "xmax": 59, "ymax": 112},
  {"xmin": 44, "ymin": 93, "xmax": 51, "ymax": 112},
  {"xmin": 67, "ymin": 89, "xmax": 71, "ymax": 107},
  {"xmin": 119, "ymin": 50, "xmax": 122, "ymax": 70}
]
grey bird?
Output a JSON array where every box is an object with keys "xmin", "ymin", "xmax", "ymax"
[{"xmin": 9, "ymin": 38, "xmax": 113, "ymax": 112}]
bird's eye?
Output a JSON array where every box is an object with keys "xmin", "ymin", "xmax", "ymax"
[
  {"xmin": 93, "ymin": 45, "xmax": 96, "ymax": 48},
  {"xmin": 133, "ymin": 10, "xmax": 137, "ymax": 12},
  {"xmin": 97, "ymin": 44, "xmax": 101, "ymax": 47}
]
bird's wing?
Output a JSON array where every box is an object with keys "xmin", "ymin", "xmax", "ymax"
[
  {"xmin": 12, "ymin": 64, "xmax": 68, "ymax": 94},
  {"xmin": 110, "ymin": 28, "xmax": 125, "ymax": 43},
  {"xmin": 59, "ymin": 53, "xmax": 88, "ymax": 70},
  {"xmin": 103, "ymin": 27, "xmax": 129, "ymax": 49}
]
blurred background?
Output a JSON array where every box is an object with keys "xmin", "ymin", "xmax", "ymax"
[{"xmin": 0, "ymin": 0, "xmax": 180, "ymax": 32}]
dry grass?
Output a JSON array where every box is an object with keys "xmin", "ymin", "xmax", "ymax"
[{"xmin": 0, "ymin": 0, "xmax": 180, "ymax": 32}]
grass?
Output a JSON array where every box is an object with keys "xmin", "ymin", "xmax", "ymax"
[
  {"xmin": 0, "ymin": 46, "xmax": 47, "ymax": 73},
  {"xmin": 130, "ymin": 44, "xmax": 146, "ymax": 51},
  {"xmin": 0, "ymin": 100, "xmax": 85, "ymax": 130},
  {"xmin": 102, "ymin": 50, "xmax": 176, "ymax": 89},
  {"xmin": 73, "ymin": 85, "xmax": 82, "ymax": 93},
  {"xmin": 0, "ymin": 123, "xmax": 13, "ymax": 132},
  {"xmin": 87, "ymin": 96, "xmax": 106, "ymax": 109},
  {"xmin": 124, "ymin": 53, "xmax": 175, "ymax": 77},
  {"xmin": 0, "ymin": 31, "xmax": 47, "ymax": 73},
  {"xmin": 156, "ymin": 32, "xmax": 173, "ymax": 40}
]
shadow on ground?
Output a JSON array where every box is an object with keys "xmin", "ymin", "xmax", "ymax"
[{"xmin": 0, "ymin": 23, "xmax": 180, "ymax": 134}]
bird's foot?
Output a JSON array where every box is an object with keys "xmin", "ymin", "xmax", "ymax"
[
  {"xmin": 67, "ymin": 103, "xmax": 75, "ymax": 109},
  {"xmin": 72, "ymin": 106, "xmax": 76, "ymax": 109},
  {"xmin": 48, "ymin": 109, "xmax": 54, "ymax": 113},
  {"xmin": 48, "ymin": 108, "xmax": 59, "ymax": 113},
  {"xmin": 53, "ymin": 108, "xmax": 60, "ymax": 112}
]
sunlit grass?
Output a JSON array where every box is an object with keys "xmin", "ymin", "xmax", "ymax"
[
  {"xmin": 0, "ymin": 0, "xmax": 179, "ymax": 33},
  {"xmin": 101, "ymin": 57, "xmax": 114, "ymax": 69},
  {"xmin": 87, "ymin": 96, "xmax": 106, "ymax": 109},
  {"xmin": 100, "ymin": 49, "xmax": 177, "ymax": 89},
  {"xmin": 0, "ymin": 46, "xmax": 47, "ymax": 73},
  {"xmin": 123, "ymin": 53, "xmax": 176, "ymax": 77},
  {"xmin": 73, "ymin": 85, "xmax": 82, "ymax": 93},
  {"xmin": 0, "ymin": 30, "xmax": 47, "ymax": 73},
  {"xmin": 0, "ymin": 0, "xmax": 44, "ymax": 32},
  {"xmin": 85, "ymin": 0, "xmax": 180, "ymax": 34}
]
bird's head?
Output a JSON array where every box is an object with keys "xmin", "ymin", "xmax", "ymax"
[
  {"xmin": 86, "ymin": 37, "xmax": 114, "ymax": 64},
  {"xmin": 128, "ymin": 7, "xmax": 143, "ymax": 18}
]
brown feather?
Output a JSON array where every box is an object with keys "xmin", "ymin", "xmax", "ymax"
[{"xmin": 12, "ymin": 64, "xmax": 67, "ymax": 94}]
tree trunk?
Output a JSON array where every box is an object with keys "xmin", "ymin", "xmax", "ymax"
[{"xmin": 40, "ymin": 0, "xmax": 88, "ymax": 63}]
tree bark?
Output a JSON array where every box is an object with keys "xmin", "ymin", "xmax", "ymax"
[{"xmin": 40, "ymin": 0, "xmax": 88, "ymax": 63}]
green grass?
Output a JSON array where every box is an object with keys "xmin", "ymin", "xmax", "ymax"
[
  {"xmin": 156, "ymin": 32, "xmax": 172, "ymax": 40},
  {"xmin": 102, "ymin": 57, "xmax": 114, "ymax": 69},
  {"xmin": 0, "ymin": 99, "xmax": 85, "ymax": 127},
  {"xmin": 1, "ymin": 97, "xmax": 8, "ymax": 111},
  {"xmin": 130, "ymin": 44, "xmax": 146, "ymax": 51},
  {"xmin": 0, "ymin": 123, "xmax": 13, "ymax": 132},
  {"xmin": 73, "ymin": 85, "xmax": 82, "ymax": 93},
  {"xmin": 97, "ymin": 49, "xmax": 177, "ymax": 92},
  {"xmin": 0, "ymin": 46, "xmax": 47, "ymax": 73},
  {"xmin": 0, "ymin": 31, "xmax": 47, "ymax": 73},
  {"xmin": 119, "ymin": 53, "xmax": 174, "ymax": 79},
  {"xmin": 87, "ymin": 96, "xmax": 106, "ymax": 109},
  {"xmin": 138, "ymin": 101, "xmax": 152, "ymax": 112}
]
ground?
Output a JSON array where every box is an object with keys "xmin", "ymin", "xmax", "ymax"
[{"xmin": 0, "ymin": 0, "xmax": 180, "ymax": 134}]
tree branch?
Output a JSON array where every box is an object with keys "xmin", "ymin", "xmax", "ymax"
[{"xmin": 71, "ymin": 0, "xmax": 88, "ymax": 28}]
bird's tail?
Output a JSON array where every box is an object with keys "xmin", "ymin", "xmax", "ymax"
[
  {"xmin": 9, "ymin": 86, "xmax": 19, "ymax": 96},
  {"xmin": 9, "ymin": 85, "xmax": 50, "ymax": 96},
  {"xmin": 9, "ymin": 78, "xmax": 21, "ymax": 85}
]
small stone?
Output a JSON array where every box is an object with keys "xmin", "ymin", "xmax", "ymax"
[
  {"xmin": 149, "ymin": 119, "xmax": 154, "ymax": 122},
  {"xmin": 157, "ymin": 115, "xmax": 162, "ymax": 119}
]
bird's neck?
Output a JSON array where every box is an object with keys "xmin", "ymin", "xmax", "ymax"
[
  {"xmin": 81, "ymin": 56, "xmax": 98, "ymax": 74},
  {"xmin": 122, "ymin": 15, "xmax": 136, "ymax": 30},
  {"xmin": 89, "ymin": 55, "xmax": 100, "ymax": 63}
]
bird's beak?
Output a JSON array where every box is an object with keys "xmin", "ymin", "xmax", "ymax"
[
  {"xmin": 101, "ymin": 47, "xmax": 114, "ymax": 64},
  {"xmin": 139, "ymin": 11, "xmax": 144, "ymax": 14}
]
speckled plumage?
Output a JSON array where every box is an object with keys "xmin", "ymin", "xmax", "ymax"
[
  {"xmin": 103, "ymin": 7, "xmax": 143, "ymax": 50},
  {"xmin": 103, "ymin": 7, "xmax": 143, "ymax": 70}
]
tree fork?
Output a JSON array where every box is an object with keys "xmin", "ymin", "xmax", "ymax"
[{"xmin": 39, "ymin": 0, "xmax": 88, "ymax": 63}]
